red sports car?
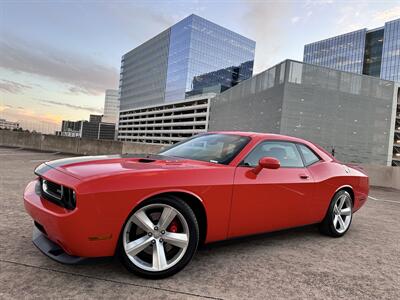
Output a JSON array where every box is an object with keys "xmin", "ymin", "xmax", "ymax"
[{"xmin": 24, "ymin": 132, "xmax": 369, "ymax": 278}]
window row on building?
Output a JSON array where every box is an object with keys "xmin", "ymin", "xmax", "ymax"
[{"xmin": 118, "ymin": 95, "xmax": 211, "ymax": 144}]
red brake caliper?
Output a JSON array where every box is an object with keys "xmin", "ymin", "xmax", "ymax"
[{"xmin": 168, "ymin": 219, "xmax": 179, "ymax": 233}]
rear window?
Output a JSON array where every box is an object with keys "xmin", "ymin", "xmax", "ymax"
[{"xmin": 298, "ymin": 144, "xmax": 320, "ymax": 166}]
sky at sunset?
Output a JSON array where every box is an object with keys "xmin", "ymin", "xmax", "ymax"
[{"xmin": 1, "ymin": 0, "xmax": 399, "ymax": 133}]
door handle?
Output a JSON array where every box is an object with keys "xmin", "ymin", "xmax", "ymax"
[{"xmin": 299, "ymin": 174, "xmax": 309, "ymax": 179}]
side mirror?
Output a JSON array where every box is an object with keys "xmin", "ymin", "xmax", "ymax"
[{"xmin": 252, "ymin": 157, "xmax": 280, "ymax": 175}]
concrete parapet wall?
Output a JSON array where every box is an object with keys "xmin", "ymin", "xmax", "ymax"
[
  {"xmin": 41, "ymin": 134, "xmax": 79, "ymax": 153},
  {"xmin": 77, "ymin": 138, "xmax": 122, "ymax": 156},
  {"xmin": 122, "ymin": 141, "xmax": 164, "ymax": 154},
  {"xmin": 361, "ymin": 164, "xmax": 400, "ymax": 191},
  {"xmin": 0, "ymin": 130, "xmax": 162, "ymax": 155},
  {"xmin": 0, "ymin": 130, "xmax": 42, "ymax": 149}
]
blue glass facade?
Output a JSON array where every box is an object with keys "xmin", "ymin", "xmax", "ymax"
[
  {"xmin": 381, "ymin": 19, "xmax": 400, "ymax": 82},
  {"xmin": 303, "ymin": 18, "xmax": 400, "ymax": 82},
  {"xmin": 165, "ymin": 14, "xmax": 255, "ymax": 102},
  {"xmin": 120, "ymin": 14, "xmax": 255, "ymax": 110},
  {"xmin": 363, "ymin": 29, "xmax": 384, "ymax": 77},
  {"xmin": 304, "ymin": 29, "xmax": 366, "ymax": 74}
]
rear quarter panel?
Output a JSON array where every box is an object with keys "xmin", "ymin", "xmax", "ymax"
[{"xmin": 307, "ymin": 161, "xmax": 369, "ymax": 220}]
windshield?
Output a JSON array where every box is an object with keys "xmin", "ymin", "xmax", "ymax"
[{"xmin": 159, "ymin": 134, "xmax": 250, "ymax": 165}]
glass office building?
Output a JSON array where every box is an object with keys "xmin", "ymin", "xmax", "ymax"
[
  {"xmin": 119, "ymin": 14, "xmax": 255, "ymax": 111},
  {"xmin": 102, "ymin": 89, "xmax": 119, "ymax": 124},
  {"xmin": 304, "ymin": 18, "xmax": 400, "ymax": 82},
  {"xmin": 381, "ymin": 19, "xmax": 400, "ymax": 82},
  {"xmin": 304, "ymin": 29, "xmax": 366, "ymax": 74}
]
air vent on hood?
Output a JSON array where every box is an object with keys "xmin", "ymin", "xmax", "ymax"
[{"xmin": 137, "ymin": 158, "xmax": 156, "ymax": 163}]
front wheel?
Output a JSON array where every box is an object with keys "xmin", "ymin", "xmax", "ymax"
[
  {"xmin": 118, "ymin": 196, "xmax": 199, "ymax": 279},
  {"xmin": 319, "ymin": 190, "xmax": 353, "ymax": 237}
]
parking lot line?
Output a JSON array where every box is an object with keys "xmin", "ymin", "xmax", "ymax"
[
  {"xmin": 368, "ymin": 196, "xmax": 400, "ymax": 204},
  {"xmin": 0, "ymin": 258, "xmax": 222, "ymax": 300}
]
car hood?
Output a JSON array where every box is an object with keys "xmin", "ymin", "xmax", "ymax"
[{"xmin": 40, "ymin": 154, "xmax": 218, "ymax": 180}]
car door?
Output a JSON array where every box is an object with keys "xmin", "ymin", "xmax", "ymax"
[{"xmin": 228, "ymin": 140, "xmax": 316, "ymax": 238}]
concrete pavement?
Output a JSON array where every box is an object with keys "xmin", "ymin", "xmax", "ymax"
[{"xmin": 0, "ymin": 146, "xmax": 399, "ymax": 299}]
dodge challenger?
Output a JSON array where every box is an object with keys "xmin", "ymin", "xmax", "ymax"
[{"xmin": 24, "ymin": 132, "xmax": 369, "ymax": 278}]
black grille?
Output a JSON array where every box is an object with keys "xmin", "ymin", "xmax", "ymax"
[{"xmin": 39, "ymin": 178, "xmax": 76, "ymax": 210}]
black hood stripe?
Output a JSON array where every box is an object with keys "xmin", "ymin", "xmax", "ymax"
[{"xmin": 43, "ymin": 154, "xmax": 181, "ymax": 169}]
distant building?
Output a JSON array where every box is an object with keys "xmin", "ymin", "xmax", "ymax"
[
  {"xmin": 59, "ymin": 115, "xmax": 116, "ymax": 140},
  {"xmin": 0, "ymin": 119, "xmax": 19, "ymax": 130},
  {"xmin": 118, "ymin": 94, "xmax": 213, "ymax": 144},
  {"xmin": 61, "ymin": 120, "xmax": 81, "ymax": 137},
  {"xmin": 89, "ymin": 114, "xmax": 103, "ymax": 123},
  {"xmin": 118, "ymin": 14, "xmax": 255, "ymax": 111},
  {"xmin": 209, "ymin": 59, "xmax": 400, "ymax": 166},
  {"xmin": 103, "ymin": 89, "xmax": 120, "ymax": 124},
  {"xmin": 304, "ymin": 18, "xmax": 400, "ymax": 82}
]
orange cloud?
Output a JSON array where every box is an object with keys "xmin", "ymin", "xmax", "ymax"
[{"xmin": 0, "ymin": 106, "xmax": 61, "ymax": 133}]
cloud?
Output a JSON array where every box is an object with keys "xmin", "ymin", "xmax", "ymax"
[
  {"xmin": 67, "ymin": 86, "xmax": 94, "ymax": 96},
  {"xmin": 0, "ymin": 35, "xmax": 119, "ymax": 96},
  {"xmin": 0, "ymin": 79, "xmax": 32, "ymax": 94},
  {"xmin": 38, "ymin": 99, "xmax": 103, "ymax": 114},
  {"xmin": 103, "ymin": 3, "xmax": 178, "ymax": 45},
  {"xmin": 332, "ymin": 4, "xmax": 368, "ymax": 34},
  {"xmin": 374, "ymin": 6, "xmax": 400, "ymax": 22},
  {"xmin": 242, "ymin": 2, "xmax": 293, "ymax": 73},
  {"xmin": 291, "ymin": 16, "xmax": 300, "ymax": 24},
  {"xmin": 0, "ymin": 105, "xmax": 61, "ymax": 133}
]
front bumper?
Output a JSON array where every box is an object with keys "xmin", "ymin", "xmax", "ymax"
[
  {"xmin": 24, "ymin": 179, "xmax": 117, "ymax": 258},
  {"xmin": 32, "ymin": 226, "xmax": 85, "ymax": 264}
]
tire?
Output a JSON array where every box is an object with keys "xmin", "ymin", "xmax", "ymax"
[
  {"xmin": 319, "ymin": 190, "xmax": 353, "ymax": 237},
  {"xmin": 118, "ymin": 195, "xmax": 199, "ymax": 279}
]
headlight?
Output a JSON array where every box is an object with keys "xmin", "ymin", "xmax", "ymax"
[
  {"xmin": 38, "ymin": 177, "xmax": 76, "ymax": 210},
  {"xmin": 62, "ymin": 186, "xmax": 76, "ymax": 210}
]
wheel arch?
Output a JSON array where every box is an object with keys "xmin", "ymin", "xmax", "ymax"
[
  {"xmin": 335, "ymin": 185, "xmax": 355, "ymax": 206},
  {"xmin": 136, "ymin": 190, "xmax": 208, "ymax": 246}
]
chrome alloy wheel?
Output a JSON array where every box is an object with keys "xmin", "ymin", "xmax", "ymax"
[
  {"xmin": 123, "ymin": 204, "xmax": 189, "ymax": 272},
  {"xmin": 332, "ymin": 193, "xmax": 352, "ymax": 233}
]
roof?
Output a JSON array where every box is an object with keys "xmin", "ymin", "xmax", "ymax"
[{"xmin": 208, "ymin": 131, "xmax": 307, "ymax": 141}]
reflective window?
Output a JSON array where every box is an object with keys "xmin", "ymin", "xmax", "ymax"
[
  {"xmin": 243, "ymin": 141, "xmax": 304, "ymax": 168},
  {"xmin": 303, "ymin": 29, "xmax": 366, "ymax": 74},
  {"xmin": 164, "ymin": 15, "xmax": 255, "ymax": 102},
  {"xmin": 298, "ymin": 144, "xmax": 320, "ymax": 166},
  {"xmin": 120, "ymin": 14, "xmax": 255, "ymax": 110},
  {"xmin": 119, "ymin": 29, "xmax": 171, "ymax": 110},
  {"xmin": 381, "ymin": 19, "xmax": 400, "ymax": 82},
  {"xmin": 159, "ymin": 133, "xmax": 250, "ymax": 164},
  {"xmin": 363, "ymin": 29, "xmax": 384, "ymax": 77}
]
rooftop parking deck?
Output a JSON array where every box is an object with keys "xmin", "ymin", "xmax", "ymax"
[{"xmin": 0, "ymin": 146, "xmax": 399, "ymax": 299}]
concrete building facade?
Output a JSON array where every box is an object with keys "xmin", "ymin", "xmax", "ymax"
[
  {"xmin": 209, "ymin": 60, "xmax": 399, "ymax": 166},
  {"xmin": 304, "ymin": 18, "xmax": 400, "ymax": 82},
  {"xmin": 118, "ymin": 14, "xmax": 255, "ymax": 111},
  {"xmin": 103, "ymin": 89, "xmax": 119, "ymax": 123}
]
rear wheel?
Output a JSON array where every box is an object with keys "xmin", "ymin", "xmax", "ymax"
[
  {"xmin": 319, "ymin": 190, "xmax": 353, "ymax": 237},
  {"xmin": 118, "ymin": 196, "xmax": 199, "ymax": 278}
]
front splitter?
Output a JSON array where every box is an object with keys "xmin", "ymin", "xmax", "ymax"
[{"xmin": 32, "ymin": 226, "xmax": 86, "ymax": 264}]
